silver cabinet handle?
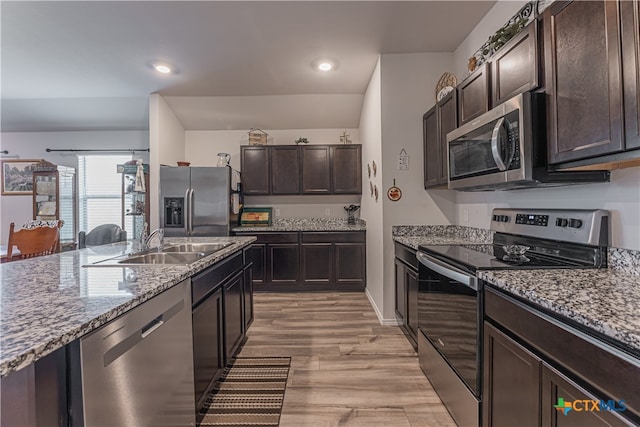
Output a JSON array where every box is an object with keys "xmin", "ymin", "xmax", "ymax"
[
  {"xmin": 491, "ymin": 117, "xmax": 507, "ymax": 171},
  {"xmin": 416, "ymin": 251, "xmax": 478, "ymax": 291}
]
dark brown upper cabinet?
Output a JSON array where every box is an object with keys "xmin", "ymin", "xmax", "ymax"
[
  {"xmin": 301, "ymin": 145, "xmax": 331, "ymax": 194},
  {"xmin": 240, "ymin": 146, "xmax": 270, "ymax": 194},
  {"xmin": 331, "ymin": 145, "xmax": 362, "ymax": 194},
  {"xmin": 424, "ymin": 90, "xmax": 457, "ymax": 189},
  {"xmin": 242, "ymin": 145, "xmax": 362, "ymax": 196},
  {"xmin": 490, "ymin": 20, "xmax": 540, "ymax": 107},
  {"xmin": 423, "ymin": 105, "xmax": 440, "ymax": 188},
  {"xmin": 621, "ymin": 0, "xmax": 640, "ymax": 151},
  {"xmin": 544, "ymin": 0, "xmax": 624, "ymax": 165},
  {"xmin": 457, "ymin": 62, "xmax": 490, "ymax": 126},
  {"xmin": 270, "ymin": 146, "xmax": 300, "ymax": 194}
]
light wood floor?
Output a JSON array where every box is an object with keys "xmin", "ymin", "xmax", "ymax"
[{"xmin": 238, "ymin": 292, "xmax": 457, "ymax": 427}]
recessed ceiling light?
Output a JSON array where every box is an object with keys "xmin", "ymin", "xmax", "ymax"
[
  {"xmin": 154, "ymin": 64, "xmax": 172, "ymax": 74},
  {"xmin": 312, "ymin": 58, "xmax": 337, "ymax": 72}
]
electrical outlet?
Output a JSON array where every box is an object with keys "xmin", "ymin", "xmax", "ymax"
[
  {"xmin": 275, "ymin": 208, "xmax": 281, "ymax": 217},
  {"xmin": 325, "ymin": 208, "xmax": 331, "ymax": 216},
  {"xmin": 463, "ymin": 209, "xmax": 469, "ymax": 222}
]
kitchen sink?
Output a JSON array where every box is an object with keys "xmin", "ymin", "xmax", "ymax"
[
  {"xmin": 85, "ymin": 242, "xmax": 232, "ymax": 267},
  {"xmin": 161, "ymin": 243, "xmax": 231, "ymax": 254},
  {"xmin": 120, "ymin": 252, "xmax": 206, "ymax": 265}
]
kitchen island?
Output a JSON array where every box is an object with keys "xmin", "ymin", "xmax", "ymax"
[{"xmin": 0, "ymin": 236, "xmax": 255, "ymax": 426}]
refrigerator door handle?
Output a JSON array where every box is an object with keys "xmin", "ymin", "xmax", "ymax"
[
  {"xmin": 184, "ymin": 188, "xmax": 190, "ymax": 236},
  {"xmin": 188, "ymin": 188, "xmax": 195, "ymax": 235}
]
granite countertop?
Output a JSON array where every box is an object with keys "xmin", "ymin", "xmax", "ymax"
[
  {"xmin": 0, "ymin": 236, "xmax": 255, "ymax": 377},
  {"xmin": 233, "ymin": 217, "xmax": 366, "ymax": 232},
  {"xmin": 392, "ymin": 225, "xmax": 494, "ymax": 249},
  {"xmin": 479, "ymin": 269, "xmax": 640, "ymax": 354}
]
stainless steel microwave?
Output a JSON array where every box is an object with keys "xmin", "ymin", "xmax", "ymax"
[{"xmin": 446, "ymin": 92, "xmax": 609, "ymax": 191}]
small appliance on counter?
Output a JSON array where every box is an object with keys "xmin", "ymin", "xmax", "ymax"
[
  {"xmin": 344, "ymin": 204, "xmax": 361, "ymax": 224},
  {"xmin": 239, "ymin": 207, "xmax": 273, "ymax": 227}
]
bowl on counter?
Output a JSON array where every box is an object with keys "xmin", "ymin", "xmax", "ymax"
[{"xmin": 177, "ymin": 161, "xmax": 191, "ymax": 166}]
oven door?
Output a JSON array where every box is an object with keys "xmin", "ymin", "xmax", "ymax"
[{"xmin": 417, "ymin": 251, "xmax": 482, "ymax": 396}]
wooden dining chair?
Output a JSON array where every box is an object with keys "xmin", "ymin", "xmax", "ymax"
[{"xmin": 5, "ymin": 221, "xmax": 62, "ymax": 260}]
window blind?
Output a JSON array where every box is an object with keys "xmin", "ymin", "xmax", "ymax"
[{"xmin": 78, "ymin": 155, "xmax": 132, "ymax": 234}]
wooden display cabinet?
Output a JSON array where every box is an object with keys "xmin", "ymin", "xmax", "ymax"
[{"xmin": 32, "ymin": 160, "xmax": 77, "ymax": 246}]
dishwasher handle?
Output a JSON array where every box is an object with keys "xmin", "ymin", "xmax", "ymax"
[{"xmin": 417, "ymin": 251, "xmax": 478, "ymax": 291}]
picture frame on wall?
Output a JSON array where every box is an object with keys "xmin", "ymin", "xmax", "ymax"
[{"xmin": 1, "ymin": 159, "xmax": 41, "ymax": 195}]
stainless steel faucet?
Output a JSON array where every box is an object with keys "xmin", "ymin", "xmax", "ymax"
[{"xmin": 144, "ymin": 228, "xmax": 165, "ymax": 250}]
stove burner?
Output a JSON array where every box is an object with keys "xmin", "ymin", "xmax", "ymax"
[{"xmin": 502, "ymin": 254, "xmax": 530, "ymax": 264}]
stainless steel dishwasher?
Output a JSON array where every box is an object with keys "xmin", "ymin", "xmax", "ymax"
[{"xmin": 73, "ymin": 280, "xmax": 195, "ymax": 427}]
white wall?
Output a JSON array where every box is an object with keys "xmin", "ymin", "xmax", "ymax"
[
  {"xmin": 359, "ymin": 58, "xmax": 385, "ymax": 322},
  {"xmin": 149, "ymin": 94, "xmax": 186, "ymax": 229},
  {"xmin": 452, "ymin": 0, "xmax": 640, "ymax": 250},
  {"xmin": 376, "ymin": 52, "xmax": 457, "ymax": 322},
  {"xmin": 0, "ymin": 130, "xmax": 149, "ymax": 243}
]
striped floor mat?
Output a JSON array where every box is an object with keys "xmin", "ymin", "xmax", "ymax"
[{"xmin": 198, "ymin": 357, "xmax": 291, "ymax": 426}]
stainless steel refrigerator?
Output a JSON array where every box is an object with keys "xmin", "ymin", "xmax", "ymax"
[{"xmin": 160, "ymin": 166, "xmax": 231, "ymax": 237}]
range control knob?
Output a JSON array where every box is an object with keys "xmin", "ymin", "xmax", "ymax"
[
  {"xmin": 556, "ymin": 218, "xmax": 569, "ymax": 227},
  {"xmin": 569, "ymin": 218, "xmax": 583, "ymax": 228},
  {"xmin": 501, "ymin": 215, "xmax": 510, "ymax": 222}
]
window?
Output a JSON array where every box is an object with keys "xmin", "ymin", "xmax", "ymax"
[{"xmin": 78, "ymin": 155, "xmax": 131, "ymax": 234}]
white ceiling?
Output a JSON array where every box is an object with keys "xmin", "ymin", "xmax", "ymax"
[{"xmin": 1, "ymin": 1, "xmax": 495, "ymax": 132}]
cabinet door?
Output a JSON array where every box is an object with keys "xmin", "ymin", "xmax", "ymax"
[
  {"xmin": 394, "ymin": 259, "xmax": 407, "ymax": 324},
  {"xmin": 621, "ymin": 0, "xmax": 640, "ymax": 150},
  {"xmin": 271, "ymin": 146, "xmax": 300, "ymax": 194},
  {"xmin": 544, "ymin": 0, "xmax": 624, "ymax": 164},
  {"xmin": 192, "ymin": 287, "xmax": 224, "ymax": 410},
  {"xmin": 269, "ymin": 243, "xmax": 299, "ymax": 284},
  {"xmin": 243, "ymin": 265, "xmax": 253, "ymax": 331},
  {"xmin": 241, "ymin": 146, "xmax": 270, "ymax": 194},
  {"xmin": 334, "ymin": 243, "xmax": 365, "ymax": 288},
  {"xmin": 405, "ymin": 266, "xmax": 419, "ymax": 340},
  {"xmin": 331, "ymin": 145, "xmax": 362, "ymax": 194},
  {"xmin": 491, "ymin": 21, "xmax": 540, "ymax": 107},
  {"xmin": 223, "ymin": 272, "xmax": 245, "ymax": 363},
  {"xmin": 541, "ymin": 363, "xmax": 630, "ymax": 427},
  {"xmin": 483, "ymin": 322, "xmax": 542, "ymax": 427},
  {"xmin": 423, "ymin": 105, "xmax": 441, "ymax": 188},
  {"xmin": 246, "ymin": 244, "xmax": 266, "ymax": 287},
  {"xmin": 301, "ymin": 146, "xmax": 331, "ymax": 194},
  {"xmin": 301, "ymin": 243, "xmax": 333, "ymax": 285},
  {"xmin": 458, "ymin": 63, "xmax": 490, "ymax": 126},
  {"xmin": 438, "ymin": 91, "xmax": 457, "ymax": 185}
]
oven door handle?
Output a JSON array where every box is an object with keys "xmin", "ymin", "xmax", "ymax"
[{"xmin": 417, "ymin": 251, "xmax": 478, "ymax": 291}]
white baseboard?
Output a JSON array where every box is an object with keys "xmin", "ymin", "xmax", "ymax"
[{"xmin": 365, "ymin": 288, "xmax": 402, "ymax": 326}]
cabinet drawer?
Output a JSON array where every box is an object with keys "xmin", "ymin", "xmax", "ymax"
[
  {"xmin": 394, "ymin": 242, "xmax": 417, "ymax": 270},
  {"xmin": 235, "ymin": 232, "xmax": 299, "ymax": 243},
  {"xmin": 301, "ymin": 231, "xmax": 365, "ymax": 243},
  {"xmin": 191, "ymin": 252, "xmax": 242, "ymax": 305}
]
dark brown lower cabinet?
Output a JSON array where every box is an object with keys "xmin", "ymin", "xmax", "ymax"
[
  {"xmin": 242, "ymin": 262, "xmax": 254, "ymax": 332},
  {"xmin": 541, "ymin": 363, "xmax": 630, "ymax": 427},
  {"xmin": 483, "ymin": 322, "xmax": 541, "ymax": 427},
  {"xmin": 223, "ymin": 272, "xmax": 245, "ymax": 362},
  {"xmin": 394, "ymin": 242, "xmax": 418, "ymax": 349},
  {"xmin": 484, "ymin": 287, "xmax": 638, "ymax": 427},
  {"xmin": 236, "ymin": 231, "xmax": 366, "ymax": 291},
  {"xmin": 192, "ymin": 287, "xmax": 223, "ymax": 411}
]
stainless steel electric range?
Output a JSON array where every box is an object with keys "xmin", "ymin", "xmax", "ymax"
[{"xmin": 416, "ymin": 208, "xmax": 609, "ymax": 427}]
